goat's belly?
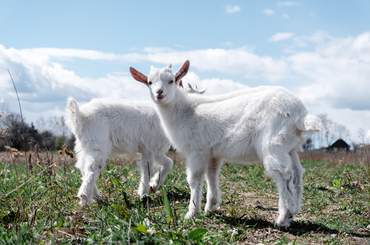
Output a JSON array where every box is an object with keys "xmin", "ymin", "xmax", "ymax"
[
  {"xmin": 214, "ymin": 150, "xmax": 260, "ymax": 164},
  {"xmin": 223, "ymin": 155, "xmax": 261, "ymax": 165},
  {"xmin": 111, "ymin": 143, "xmax": 139, "ymax": 155},
  {"xmin": 213, "ymin": 144, "xmax": 260, "ymax": 164}
]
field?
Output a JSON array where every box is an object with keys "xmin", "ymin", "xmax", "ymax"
[{"xmin": 0, "ymin": 150, "xmax": 369, "ymax": 244}]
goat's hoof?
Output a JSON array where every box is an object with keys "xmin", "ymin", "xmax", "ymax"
[
  {"xmin": 93, "ymin": 195, "xmax": 106, "ymax": 203},
  {"xmin": 149, "ymin": 185, "xmax": 158, "ymax": 193},
  {"xmin": 205, "ymin": 204, "xmax": 220, "ymax": 214},
  {"xmin": 137, "ymin": 189, "xmax": 149, "ymax": 197},
  {"xmin": 140, "ymin": 193, "xmax": 150, "ymax": 199},
  {"xmin": 184, "ymin": 211, "xmax": 197, "ymax": 220},
  {"xmin": 78, "ymin": 194, "xmax": 90, "ymax": 206},
  {"xmin": 274, "ymin": 221, "xmax": 290, "ymax": 230},
  {"xmin": 275, "ymin": 212, "xmax": 294, "ymax": 229}
]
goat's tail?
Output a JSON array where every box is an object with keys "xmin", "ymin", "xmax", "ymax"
[
  {"xmin": 65, "ymin": 96, "xmax": 81, "ymax": 135},
  {"xmin": 297, "ymin": 114, "xmax": 321, "ymax": 133}
]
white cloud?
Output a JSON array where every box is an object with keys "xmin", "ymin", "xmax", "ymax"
[
  {"xmin": 182, "ymin": 72, "xmax": 248, "ymax": 96},
  {"xmin": 1, "ymin": 45, "xmax": 263, "ymax": 124},
  {"xmin": 1, "ymin": 45, "xmax": 289, "ymax": 84},
  {"xmin": 2, "ymin": 31, "xmax": 370, "ymax": 142},
  {"xmin": 279, "ymin": 31, "xmax": 370, "ymax": 141},
  {"xmin": 289, "ymin": 31, "xmax": 332, "ymax": 47},
  {"xmin": 269, "ymin": 32, "xmax": 295, "ymax": 42},
  {"xmin": 282, "ymin": 14, "xmax": 290, "ymax": 19},
  {"xmin": 290, "ymin": 32, "xmax": 370, "ymax": 111},
  {"xmin": 263, "ymin": 9, "xmax": 274, "ymax": 15},
  {"xmin": 143, "ymin": 47, "xmax": 288, "ymax": 82},
  {"xmin": 277, "ymin": 2, "xmax": 301, "ymax": 7},
  {"xmin": 225, "ymin": 5, "xmax": 240, "ymax": 14},
  {"xmin": 0, "ymin": 45, "xmax": 152, "ymax": 124}
]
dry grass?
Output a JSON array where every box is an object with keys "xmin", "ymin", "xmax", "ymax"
[{"xmin": 299, "ymin": 151, "xmax": 370, "ymax": 167}]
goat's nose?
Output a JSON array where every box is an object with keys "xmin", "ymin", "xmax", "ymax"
[{"xmin": 156, "ymin": 89, "xmax": 163, "ymax": 95}]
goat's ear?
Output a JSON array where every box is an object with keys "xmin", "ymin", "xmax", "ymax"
[
  {"xmin": 188, "ymin": 83, "xmax": 192, "ymax": 89},
  {"xmin": 199, "ymin": 87, "xmax": 207, "ymax": 94},
  {"xmin": 179, "ymin": 80, "xmax": 183, "ymax": 88},
  {"xmin": 129, "ymin": 67, "xmax": 148, "ymax": 85},
  {"xmin": 175, "ymin": 60, "xmax": 190, "ymax": 83}
]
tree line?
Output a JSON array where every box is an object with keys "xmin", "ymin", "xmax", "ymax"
[{"xmin": 0, "ymin": 110, "xmax": 75, "ymax": 152}]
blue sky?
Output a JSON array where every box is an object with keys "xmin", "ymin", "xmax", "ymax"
[{"xmin": 1, "ymin": 1, "xmax": 370, "ymax": 145}]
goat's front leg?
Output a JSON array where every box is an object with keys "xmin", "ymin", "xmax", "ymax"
[
  {"xmin": 136, "ymin": 154, "xmax": 155, "ymax": 197},
  {"xmin": 205, "ymin": 157, "xmax": 222, "ymax": 213},
  {"xmin": 185, "ymin": 156, "xmax": 207, "ymax": 219},
  {"xmin": 150, "ymin": 153, "xmax": 173, "ymax": 192}
]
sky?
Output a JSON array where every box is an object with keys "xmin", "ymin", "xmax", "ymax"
[{"xmin": 1, "ymin": 0, "xmax": 370, "ymax": 145}]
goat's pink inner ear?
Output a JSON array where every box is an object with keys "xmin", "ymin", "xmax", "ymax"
[
  {"xmin": 179, "ymin": 80, "xmax": 183, "ymax": 87},
  {"xmin": 129, "ymin": 67, "xmax": 148, "ymax": 84},
  {"xmin": 175, "ymin": 60, "xmax": 190, "ymax": 83}
]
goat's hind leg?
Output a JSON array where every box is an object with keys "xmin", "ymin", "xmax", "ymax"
[
  {"xmin": 77, "ymin": 153, "xmax": 106, "ymax": 206},
  {"xmin": 290, "ymin": 149, "xmax": 305, "ymax": 216},
  {"xmin": 150, "ymin": 153, "xmax": 173, "ymax": 193},
  {"xmin": 92, "ymin": 165, "xmax": 106, "ymax": 202},
  {"xmin": 204, "ymin": 157, "xmax": 222, "ymax": 213},
  {"xmin": 263, "ymin": 150, "xmax": 298, "ymax": 228}
]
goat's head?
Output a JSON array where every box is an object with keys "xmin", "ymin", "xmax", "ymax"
[{"xmin": 129, "ymin": 60, "xmax": 190, "ymax": 104}]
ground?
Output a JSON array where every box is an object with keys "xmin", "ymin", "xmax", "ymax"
[{"xmin": 0, "ymin": 150, "xmax": 369, "ymax": 244}]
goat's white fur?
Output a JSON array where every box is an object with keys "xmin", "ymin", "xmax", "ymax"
[
  {"xmin": 129, "ymin": 61, "xmax": 321, "ymax": 228},
  {"xmin": 65, "ymin": 84, "xmax": 205, "ymax": 206},
  {"xmin": 367, "ymin": 130, "xmax": 370, "ymax": 139}
]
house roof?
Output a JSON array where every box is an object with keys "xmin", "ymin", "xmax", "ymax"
[{"xmin": 329, "ymin": 139, "xmax": 349, "ymax": 148}]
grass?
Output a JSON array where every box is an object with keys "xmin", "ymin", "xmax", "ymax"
[{"xmin": 0, "ymin": 151, "xmax": 369, "ymax": 244}]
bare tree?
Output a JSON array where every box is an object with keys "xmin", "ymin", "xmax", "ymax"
[
  {"xmin": 35, "ymin": 116, "xmax": 46, "ymax": 133},
  {"xmin": 47, "ymin": 115, "xmax": 70, "ymax": 137},
  {"xmin": 303, "ymin": 137, "xmax": 313, "ymax": 151},
  {"xmin": 317, "ymin": 114, "xmax": 332, "ymax": 147},
  {"xmin": 336, "ymin": 124, "xmax": 350, "ymax": 141},
  {"xmin": 0, "ymin": 101, "xmax": 9, "ymax": 116},
  {"xmin": 36, "ymin": 115, "xmax": 72, "ymax": 138},
  {"xmin": 315, "ymin": 113, "xmax": 350, "ymax": 148}
]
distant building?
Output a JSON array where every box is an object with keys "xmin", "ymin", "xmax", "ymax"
[{"xmin": 327, "ymin": 139, "xmax": 350, "ymax": 152}]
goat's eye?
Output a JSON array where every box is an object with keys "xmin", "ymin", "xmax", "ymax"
[
  {"xmin": 168, "ymin": 80, "xmax": 173, "ymax": 84},
  {"xmin": 148, "ymin": 81, "xmax": 152, "ymax": 85}
]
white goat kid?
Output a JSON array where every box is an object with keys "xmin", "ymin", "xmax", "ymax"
[
  {"xmin": 129, "ymin": 61, "xmax": 321, "ymax": 228},
  {"xmin": 65, "ymin": 84, "xmax": 204, "ymax": 206}
]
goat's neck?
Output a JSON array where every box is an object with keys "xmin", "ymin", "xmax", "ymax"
[{"xmin": 156, "ymin": 89, "xmax": 192, "ymax": 128}]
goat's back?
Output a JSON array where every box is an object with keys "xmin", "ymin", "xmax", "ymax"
[
  {"xmin": 161, "ymin": 86, "xmax": 309, "ymax": 162},
  {"xmin": 72, "ymin": 98, "xmax": 170, "ymax": 156}
]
